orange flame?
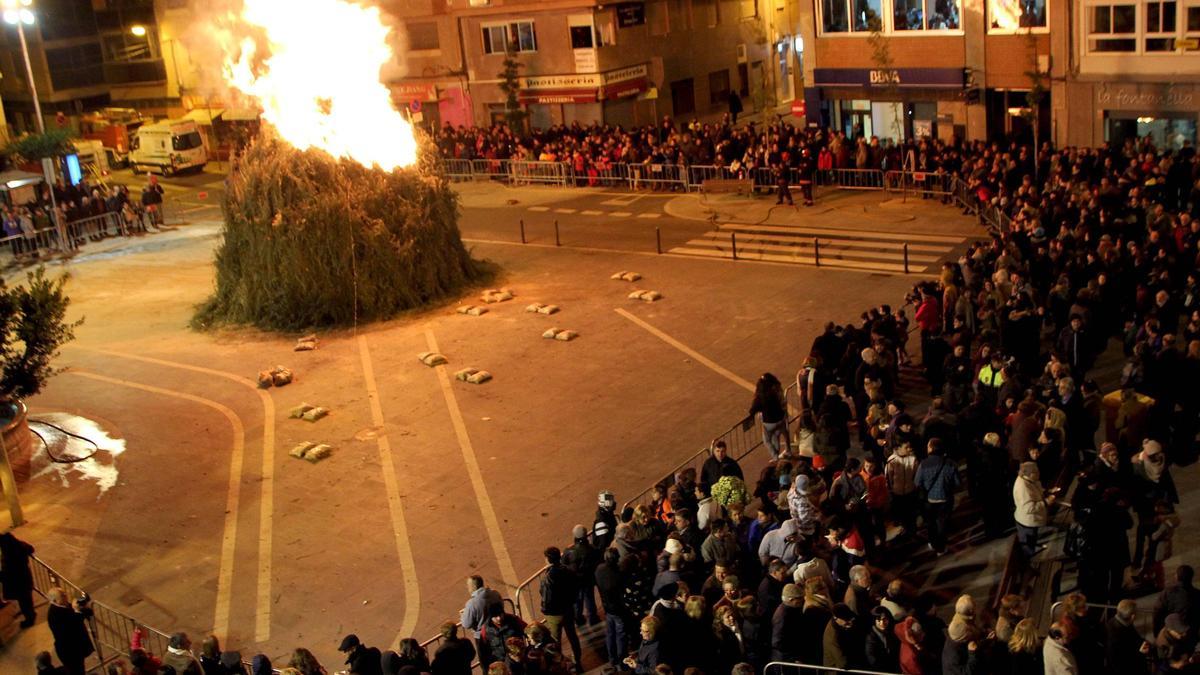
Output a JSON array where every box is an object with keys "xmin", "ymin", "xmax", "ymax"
[{"xmin": 219, "ymin": 0, "xmax": 418, "ymax": 171}]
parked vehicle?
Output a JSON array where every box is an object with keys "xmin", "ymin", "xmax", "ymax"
[
  {"xmin": 79, "ymin": 107, "xmax": 143, "ymax": 168},
  {"xmin": 129, "ymin": 120, "xmax": 207, "ymax": 175}
]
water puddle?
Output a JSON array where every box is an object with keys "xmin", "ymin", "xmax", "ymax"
[{"xmin": 29, "ymin": 413, "xmax": 126, "ymax": 496}]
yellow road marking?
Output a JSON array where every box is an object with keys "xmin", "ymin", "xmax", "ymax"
[
  {"xmin": 614, "ymin": 308, "xmax": 755, "ymax": 393},
  {"xmin": 67, "ymin": 369, "xmax": 246, "ymax": 642},
  {"xmin": 76, "ymin": 348, "xmax": 276, "ymax": 642},
  {"xmin": 423, "ymin": 330, "xmax": 521, "ymax": 591},
  {"xmin": 356, "ymin": 336, "xmax": 421, "ymax": 645}
]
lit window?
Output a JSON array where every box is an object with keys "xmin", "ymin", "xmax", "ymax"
[
  {"xmin": 894, "ymin": 0, "xmax": 961, "ymax": 29},
  {"xmin": 481, "ymin": 21, "xmax": 537, "ymax": 54},
  {"xmin": 821, "ymin": 0, "xmax": 883, "ymax": 32},
  {"xmin": 988, "ymin": 0, "xmax": 1048, "ymax": 31}
]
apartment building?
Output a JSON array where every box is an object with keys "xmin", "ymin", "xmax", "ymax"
[
  {"xmin": 1057, "ymin": 0, "xmax": 1200, "ymax": 148},
  {"xmin": 795, "ymin": 0, "xmax": 1056, "ymax": 143},
  {"xmin": 387, "ymin": 0, "xmax": 787, "ymax": 129}
]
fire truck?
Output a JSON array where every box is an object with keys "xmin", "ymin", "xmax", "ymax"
[{"xmin": 78, "ymin": 108, "xmax": 145, "ymax": 169}]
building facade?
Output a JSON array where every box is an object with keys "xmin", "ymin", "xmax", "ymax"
[
  {"xmin": 1056, "ymin": 0, "xmax": 1200, "ymax": 149},
  {"xmin": 387, "ymin": 0, "xmax": 787, "ymax": 129}
]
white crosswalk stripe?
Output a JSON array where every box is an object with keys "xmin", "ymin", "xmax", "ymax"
[{"xmin": 670, "ymin": 223, "xmax": 968, "ymax": 274}]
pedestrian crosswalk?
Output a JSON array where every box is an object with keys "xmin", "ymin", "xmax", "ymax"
[{"xmin": 670, "ymin": 222, "xmax": 969, "ymax": 274}]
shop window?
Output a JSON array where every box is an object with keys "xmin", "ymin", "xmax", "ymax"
[
  {"xmin": 822, "ymin": 0, "xmax": 883, "ymax": 32},
  {"xmin": 894, "ymin": 0, "xmax": 961, "ymax": 29},
  {"xmin": 482, "ymin": 20, "xmax": 537, "ymax": 54},
  {"xmin": 1089, "ymin": 3, "xmax": 1137, "ymax": 51},
  {"xmin": 407, "ymin": 22, "xmax": 440, "ymax": 51},
  {"xmin": 987, "ymin": 0, "xmax": 1048, "ymax": 31},
  {"xmin": 709, "ymin": 69, "xmax": 731, "ymax": 105}
]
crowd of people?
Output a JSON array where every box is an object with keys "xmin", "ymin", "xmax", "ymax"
[
  {"xmin": 6, "ymin": 119, "xmax": 1200, "ymax": 675},
  {"xmin": 2, "ymin": 176, "xmax": 166, "ymax": 261}
]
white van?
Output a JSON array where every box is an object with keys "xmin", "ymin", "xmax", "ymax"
[{"xmin": 130, "ymin": 119, "xmax": 207, "ymax": 175}]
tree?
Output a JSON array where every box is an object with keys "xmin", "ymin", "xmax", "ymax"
[
  {"xmin": 867, "ymin": 14, "xmax": 905, "ymax": 144},
  {"xmin": 4, "ymin": 129, "xmax": 74, "ymax": 163},
  {"xmin": 1023, "ymin": 29, "xmax": 1048, "ymax": 180},
  {"xmin": 497, "ymin": 54, "xmax": 528, "ymax": 134},
  {"xmin": 0, "ymin": 267, "xmax": 81, "ymax": 403}
]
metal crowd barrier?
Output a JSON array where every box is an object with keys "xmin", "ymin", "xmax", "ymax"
[
  {"xmin": 764, "ymin": 661, "xmax": 904, "ymax": 675},
  {"xmin": 510, "ymin": 160, "xmax": 572, "ymax": 186},
  {"xmin": 30, "ymin": 555, "xmax": 175, "ymax": 673},
  {"xmin": 443, "ymin": 159, "xmax": 476, "ymax": 182},
  {"xmin": 884, "ymin": 170, "xmax": 955, "ymax": 197},
  {"xmin": 471, "ymin": 159, "xmax": 513, "ymax": 183},
  {"xmin": 629, "ymin": 162, "xmax": 687, "ymax": 191},
  {"xmin": 418, "ymin": 598, "xmax": 516, "ymax": 673},
  {"xmin": 619, "ymin": 381, "xmax": 800, "ymax": 514},
  {"xmin": 827, "ymin": 168, "xmax": 886, "ymax": 190},
  {"xmin": 512, "ymin": 565, "xmax": 552, "ymax": 625}
]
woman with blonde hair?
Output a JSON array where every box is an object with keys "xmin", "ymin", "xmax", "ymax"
[
  {"xmin": 712, "ymin": 604, "xmax": 745, "ymax": 674},
  {"xmin": 1005, "ymin": 618, "xmax": 1042, "ymax": 673},
  {"xmin": 287, "ymin": 647, "xmax": 326, "ymax": 675}
]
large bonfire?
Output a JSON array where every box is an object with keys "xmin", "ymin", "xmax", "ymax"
[{"xmin": 194, "ymin": 0, "xmax": 485, "ymax": 330}]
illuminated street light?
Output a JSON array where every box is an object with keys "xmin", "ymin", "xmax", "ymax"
[
  {"xmin": 130, "ymin": 24, "xmax": 147, "ymax": 37},
  {"xmin": 2, "ymin": 0, "xmax": 44, "ymax": 132}
]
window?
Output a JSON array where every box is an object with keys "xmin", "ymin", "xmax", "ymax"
[
  {"xmin": 698, "ymin": 0, "xmax": 720, "ymax": 26},
  {"xmin": 1145, "ymin": 0, "xmax": 1177, "ymax": 49},
  {"xmin": 570, "ymin": 25, "xmax": 594, "ymax": 49},
  {"xmin": 1089, "ymin": 3, "xmax": 1137, "ymax": 51},
  {"xmin": 482, "ymin": 21, "xmax": 537, "ymax": 54},
  {"xmin": 708, "ymin": 69, "xmax": 730, "ymax": 105},
  {"xmin": 821, "ymin": 0, "xmax": 885, "ymax": 32},
  {"xmin": 172, "ymin": 132, "xmax": 203, "ymax": 152},
  {"xmin": 740, "ymin": 0, "xmax": 758, "ymax": 18},
  {"xmin": 44, "ymin": 43, "xmax": 104, "ymax": 91},
  {"xmin": 894, "ymin": 0, "xmax": 961, "ymax": 29},
  {"xmin": 1188, "ymin": 4, "xmax": 1200, "ymax": 30},
  {"xmin": 987, "ymin": 0, "xmax": 1048, "ymax": 31},
  {"xmin": 738, "ymin": 62, "xmax": 750, "ymax": 96},
  {"xmin": 407, "ymin": 22, "xmax": 440, "ymax": 51}
]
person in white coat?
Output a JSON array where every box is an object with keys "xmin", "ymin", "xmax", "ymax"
[
  {"xmin": 1042, "ymin": 622, "xmax": 1078, "ymax": 675},
  {"xmin": 1013, "ymin": 462, "xmax": 1056, "ymax": 563}
]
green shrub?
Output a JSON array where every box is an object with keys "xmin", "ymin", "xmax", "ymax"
[
  {"xmin": 193, "ymin": 135, "xmax": 490, "ymax": 331},
  {"xmin": 0, "ymin": 268, "xmax": 81, "ymax": 402}
]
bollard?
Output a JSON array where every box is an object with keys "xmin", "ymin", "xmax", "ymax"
[
  {"xmin": 814, "ymin": 238, "xmax": 820, "ymax": 267},
  {"xmin": 656, "ymin": 227, "xmax": 662, "ymax": 254},
  {"xmin": 903, "ymin": 242, "xmax": 910, "ymax": 274},
  {"xmin": 731, "ymin": 232, "xmax": 738, "ymax": 260},
  {"xmin": 520, "ymin": 219, "xmax": 526, "ymax": 244},
  {"xmin": 554, "ymin": 219, "xmax": 561, "ymax": 247}
]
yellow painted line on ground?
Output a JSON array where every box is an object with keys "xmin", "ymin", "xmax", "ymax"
[
  {"xmin": 553, "ymin": 208, "xmax": 577, "ymax": 214},
  {"xmin": 580, "ymin": 210, "xmax": 603, "ymax": 216},
  {"xmin": 527, "ymin": 206, "xmax": 550, "ymax": 212},
  {"xmin": 636, "ymin": 213, "xmax": 662, "ymax": 219},
  {"xmin": 66, "ymin": 369, "xmax": 246, "ymax": 642},
  {"xmin": 77, "ymin": 348, "xmax": 276, "ymax": 642},
  {"xmin": 609, "ymin": 211, "xmax": 633, "ymax": 217},
  {"xmin": 614, "ymin": 308, "xmax": 755, "ymax": 393},
  {"xmin": 357, "ymin": 336, "xmax": 421, "ymax": 646},
  {"xmin": 424, "ymin": 330, "xmax": 521, "ymax": 592}
]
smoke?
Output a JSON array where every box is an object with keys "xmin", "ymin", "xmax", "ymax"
[{"xmin": 175, "ymin": 0, "xmax": 409, "ymax": 104}]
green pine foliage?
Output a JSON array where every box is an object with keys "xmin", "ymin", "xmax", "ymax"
[
  {"xmin": 0, "ymin": 267, "xmax": 81, "ymax": 402},
  {"xmin": 193, "ymin": 135, "xmax": 490, "ymax": 331}
]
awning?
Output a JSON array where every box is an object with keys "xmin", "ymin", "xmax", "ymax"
[
  {"xmin": 182, "ymin": 107, "xmax": 224, "ymax": 123},
  {"xmin": 518, "ymin": 88, "xmax": 598, "ymax": 105},
  {"xmin": 222, "ymin": 108, "xmax": 260, "ymax": 121},
  {"xmin": 602, "ymin": 77, "xmax": 649, "ymax": 100},
  {"xmin": 0, "ymin": 170, "xmax": 44, "ymax": 191}
]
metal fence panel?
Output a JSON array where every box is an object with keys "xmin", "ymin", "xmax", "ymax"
[
  {"xmin": 510, "ymin": 160, "xmax": 571, "ymax": 186},
  {"xmin": 471, "ymin": 159, "xmax": 513, "ymax": 183},
  {"xmin": 512, "ymin": 565, "xmax": 551, "ymax": 623},
  {"xmin": 828, "ymin": 168, "xmax": 885, "ymax": 190},
  {"xmin": 629, "ymin": 163, "xmax": 687, "ymax": 191},
  {"xmin": 443, "ymin": 159, "xmax": 475, "ymax": 182}
]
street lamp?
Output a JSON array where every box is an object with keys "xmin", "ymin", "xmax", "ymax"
[
  {"xmin": 2, "ymin": 0, "xmax": 42, "ymax": 133},
  {"xmin": 130, "ymin": 24, "xmax": 147, "ymax": 37}
]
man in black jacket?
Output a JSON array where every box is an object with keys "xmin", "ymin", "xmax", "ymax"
[
  {"xmin": 595, "ymin": 548, "xmax": 631, "ymax": 670},
  {"xmin": 0, "ymin": 531, "xmax": 37, "ymax": 627},
  {"xmin": 1105, "ymin": 599, "xmax": 1150, "ymax": 674},
  {"xmin": 563, "ymin": 525, "xmax": 601, "ymax": 626},
  {"xmin": 540, "ymin": 546, "xmax": 583, "ymax": 671},
  {"xmin": 338, "ymin": 634, "xmax": 382, "ymax": 675},
  {"xmin": 701, "ymin": 442, "xmax": 743, "ymax": 488},
  {"xmin": 46, "ymin": 589, "xmax": 93, "ymax": 675},
  {"xmin": 431, "ymin": 622, "xmax": 475, "ymax": 675}
]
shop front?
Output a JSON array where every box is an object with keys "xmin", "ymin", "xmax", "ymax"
[
  {"xmin": 1094, "ymin": 82, "xmax": 1199, "ymax": 150},
  {"xmin": 810, "ymin": 68, "xmax": 967, "ymax": 141},
  {"xmin": 389, "ymin": 81, "xmax": 473, "ymax": 130},
  {"xmin": 510, "ymin": 64, "xmax": 650, "ymax": 129}
]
